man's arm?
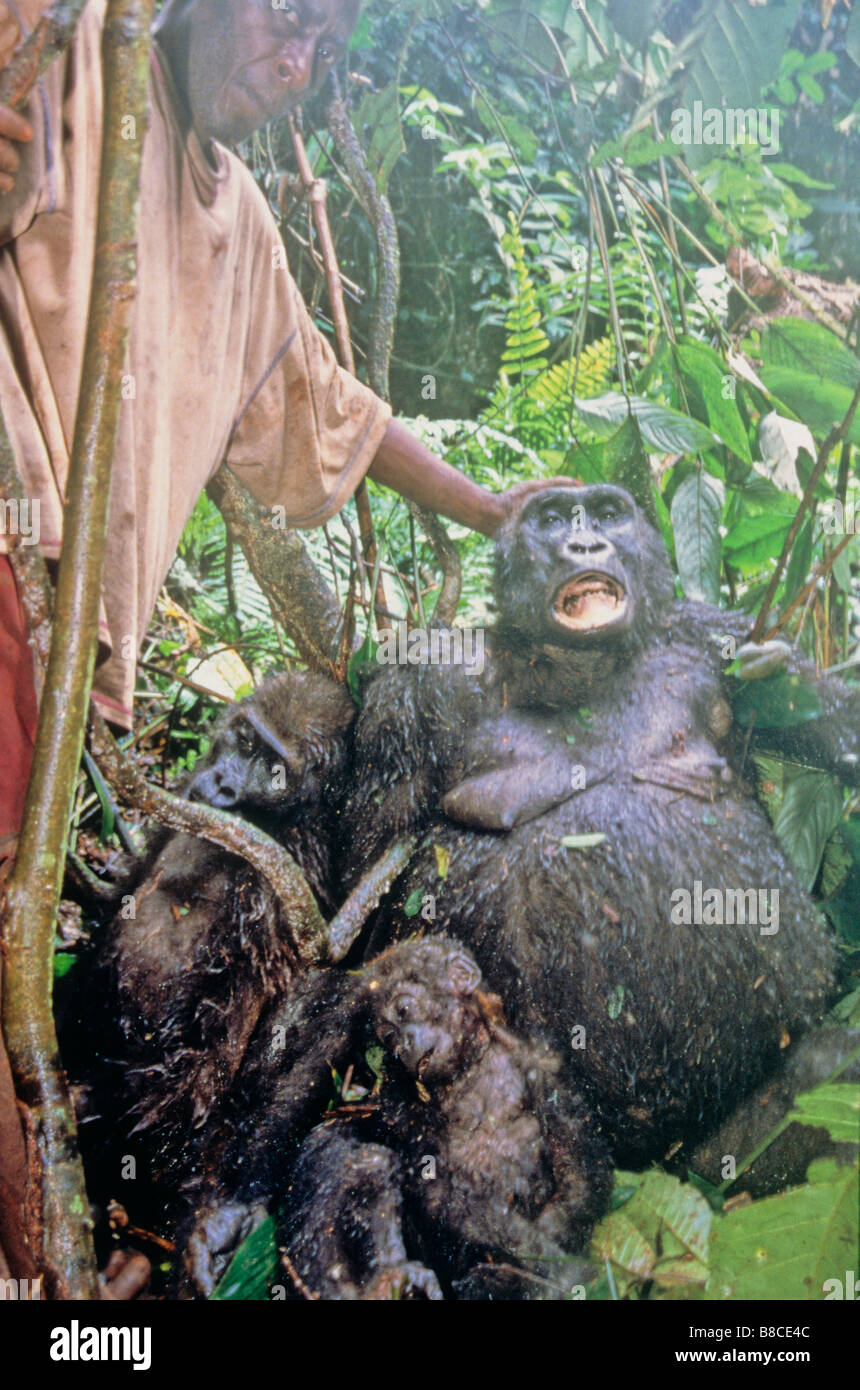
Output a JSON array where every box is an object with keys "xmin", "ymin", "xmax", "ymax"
[{"xmin": 368, "ymin": 418, "xmax": 576, "ymax": 538}]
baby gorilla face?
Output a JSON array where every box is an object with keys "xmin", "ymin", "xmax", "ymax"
[{"xmin": 368, "ymin": 943, "xmax": 484, "ymax": 1083}]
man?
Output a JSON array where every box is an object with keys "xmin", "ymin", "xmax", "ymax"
[{"xmin": 0, "ymin": 0, "xmax": 561, "ymax": 1287}]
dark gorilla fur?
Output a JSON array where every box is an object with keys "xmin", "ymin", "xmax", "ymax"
[
  {"xmin": 93, "ymin": 672, "xmax": 355, "ymax": 1192},
  {"xmin": 280, "ymin": 1128, "xmax": 443, "ymax": 1301},
  {"xmin": 215, "ymin": 936, "xmax": 609, "ymax": 1296},
  {"xmin": 344, "ymin": 484, "xmax": 860, "ymax": 1169}
]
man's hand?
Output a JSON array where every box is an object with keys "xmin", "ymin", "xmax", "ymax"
[
  {"xmin": 494, "ymin": 476, "xmax": 581, "ymax": 528},
  {"xmin": 0, "ymin": 105, "xmax": 32, "ymax": 193}
]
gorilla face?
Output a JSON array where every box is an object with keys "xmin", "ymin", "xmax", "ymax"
[
  {"xmin": 493, "ymin": 484, "xmax": 674, "ymax": 650},
  {"xmin": 184, "ymin": 675, "xmax": 354, "ymax": 818}
]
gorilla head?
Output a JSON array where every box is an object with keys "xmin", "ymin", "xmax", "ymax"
[
  {"xmin": 186, "ymin": 672, "xmax": 355, "ymax": 819},
  {"xmin": 493, "ymin": 484, "xmax": 675, "ymax": 650}
]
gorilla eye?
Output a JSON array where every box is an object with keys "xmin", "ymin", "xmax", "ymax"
[
  {"xmin": 595, "ymin": 501, "xmax": 622, "ymax": 522},
  {"xmin": 236, "ymin": 727, "xmax": 257, "ymax": 756},
  {"xmin": 541, "ymin": 507, "xmax": 567, "ymax": 527},
  {"xmin": 318, "ymin": 43, "xmax": 338, "ymax": 66}
]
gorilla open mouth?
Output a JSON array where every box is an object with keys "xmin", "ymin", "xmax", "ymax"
[{"xmin": 553, "ymin": 573, "xmax": 627, "ymax": 632}]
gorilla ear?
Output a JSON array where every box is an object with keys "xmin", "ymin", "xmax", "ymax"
[{"xmin": 447, "ymin": 949, "xmax": 481, "ymax": 996}]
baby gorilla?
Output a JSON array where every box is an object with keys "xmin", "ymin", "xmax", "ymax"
[
  {"xmin": 364, "ymin": 938, "xmax": 611, "ymax": 1292},
  {"xmin": 258, "ymin": 938, "xmax": 610, "ymax": 1299}
]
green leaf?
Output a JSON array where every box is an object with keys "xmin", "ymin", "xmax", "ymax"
[
  {"xmin": 347, "ymin": 631, "xmax": 378, "ymax": 704},
  {"xmin": 762, "ymin": 320, "xmax": 860, "ymax": 391},
  {"xmin": 592, "ymin": 1170, "xmax": 712, "ymax": 1297},
  {"xmin": 789, "ymin": 1083, "xmax": 860, "ymax": 1144},
  {"xmin": 53, "ymin": 953, "xmax": 76, "ymax": 981},
  {"xmin": 607, "ymin": 984, "xmax": 625, "ymax": 1020},
  {"xmin": 761, "ymin": 368, "xmax": 860, "ymax": 446},
  {"xmin": 732, "ymin": 670, "xmax": 821, "ymax": 731},
  {"xmin": 403, "ymin": 888, "xmax": 424, "ymax": 918},
  {"xmin": 773, "ymin": 772, "xmax": 844, "ymax": 890},
  {"xmin": 676, "ymin": 340, "xmax": 752, "ymax": 463},
  {"xmin": 766, "ymin": 162, "xmax": 833, "ymax": 190},
  {"xmin": 210, "ymin": 1215, "xmax": 278, "ymax": 1301},
  {"xmin": 796, "ymin": 71, "xmax": 825, "ymax": 103},
  {"xmin": 676, "ymin": 0, "xmax": 805, "ymax": 128},
  {"xmin": 574, "ymin": 393, "xmax": 717, "ymax": 454},
  {"xmin": 671, "ymin": 471, "xmax": 723, "ymax": 604},
  {"xmin": 722, "ymin": 510, "xmax": 796, "ymax": 572},
  {"xmin": 706, "ymin": 1159, "xmax": 859, "ymax": 1300},
  {"xmin": 353, "ymin": 81, "xmax": 406, "ymax": 194}
]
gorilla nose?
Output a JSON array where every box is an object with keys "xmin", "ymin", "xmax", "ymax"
[
  {"xmin": 565, "ymin": 528, "xmax": 612, "ymax": 558},
  {"xmin": 188, "ymin": 770, "xmax": 240, "ymax": 809}
]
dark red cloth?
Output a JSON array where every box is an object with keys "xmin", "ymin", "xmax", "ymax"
[
  {"xmin": 0, "ymin": 554, "xmax": 39, "ymax": 1279},
  {"xmin": 0, "ymin": 553, "xmax": 38, "ymax": 838}
]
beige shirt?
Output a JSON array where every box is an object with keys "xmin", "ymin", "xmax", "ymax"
[{"xmin": 0, "ymin": 0, "xmax": 390, "ymax": 726}]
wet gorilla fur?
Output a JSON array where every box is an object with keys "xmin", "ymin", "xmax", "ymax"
[
  {"xmin": 344, "ymin": 484, "xmax": 860, "ymax": 1169},
  {"xmin": 92, "ymin": 672, "xmax": 355, "ymax": 1193},
  {"xmin": 224, "ymin": 936, "xmax": 610, "ymax": 1293}
]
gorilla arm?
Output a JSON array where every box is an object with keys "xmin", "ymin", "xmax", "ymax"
[
  {"xmin": 676, "ymin": 601, "xmax": 860, "ymax": 786},
  {"xmin": 344, "ymin": 657, "xmax": 477, "ymax": 880}
]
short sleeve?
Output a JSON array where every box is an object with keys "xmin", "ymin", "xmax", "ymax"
[{"xmin": 223, "ymin": 188, "xmax": 391, "ymax": 529}]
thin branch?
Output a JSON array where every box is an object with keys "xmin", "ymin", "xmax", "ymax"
[
  {"xmin": 326, "ymin": 836, "xmax": 417, "ymax": 964},
  {"xmin": 289, "ymin": 115, "xmax": 389, "ymax": 631}
]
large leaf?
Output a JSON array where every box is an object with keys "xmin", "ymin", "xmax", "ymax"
[
  {"xmin": 671, "ymin": 471, "xmax": 723, "ymax": 604},
  {"xmin": 574, "ymin": 392, "xmax": 718, "ymax": 454},
  {"xmin": 789, "ymin": 1083, "xmax": 860, "ymax": 1144},
  {"xmin": 707, "ymin": 1159, "xmax": 859, "ymax": 1301},
  {"xmin": 352, "ymin": 82, "xmax": 406, "ymax": 194},
  {"xmin": 762, "ymin": 319, "xmax": 860, "ymax": 392},
  {"xmin": 676, "ymin": 340, "xmax": 752, "ymax": 463},
  {"xmin": 759, "ymin": 368, "xmax": 860, "ymax": 446},
  {"xmin": 722, "ymin": 510, "xmax": 796, "ymax": 573},
  {"xmin": 773, "ymin": 772, "xmax": 845, "ymax": 890},
  {"xmin": 675, "ymin": 0, "xmax": 804, "ymax": 127},
  {"xmin": 732, "ymin": 669, "xmax": 821, "ymax": 731}
]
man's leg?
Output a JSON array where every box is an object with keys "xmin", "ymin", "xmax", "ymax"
[{"xmin": 0, "ymin": 552, "xmax": 39, "ymax": 1281}]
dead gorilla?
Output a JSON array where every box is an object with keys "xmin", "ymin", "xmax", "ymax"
[
  {"xmin": 93, "ymin": 672, "xmax": 355, "ymax": 1192},
  {"xmin": 344, "ymin": 484, "xmax": 860, "ymax": 1169},
  {"xmin": 217, "ymin": 936, "xmax": 609, "ymax": 1298}
]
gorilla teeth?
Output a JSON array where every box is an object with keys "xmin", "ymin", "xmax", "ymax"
[{"xmin": 555, "ymin": 574, "xmax": 624, "ymax": 630}]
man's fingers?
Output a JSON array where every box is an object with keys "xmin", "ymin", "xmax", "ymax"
[
  {"xmin": 500, "ymin": 476, "xmax": 582, "ymax": 520},
  {"xmin": 0, "ymin": 105, "xmax": 32, "ymax": 143},
  {"xmin": 0, "ymin": 139, "xmax": 21, "ymax": 176}
]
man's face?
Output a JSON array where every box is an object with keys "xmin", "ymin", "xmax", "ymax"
[{"xmin": 183, "ymin": 0, "xmax": 359, "ymax": 146}]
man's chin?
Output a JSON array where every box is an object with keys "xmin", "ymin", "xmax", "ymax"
[{"xmin": 193, "ymin": 109, "xmax": 259, "ymax": 149}]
